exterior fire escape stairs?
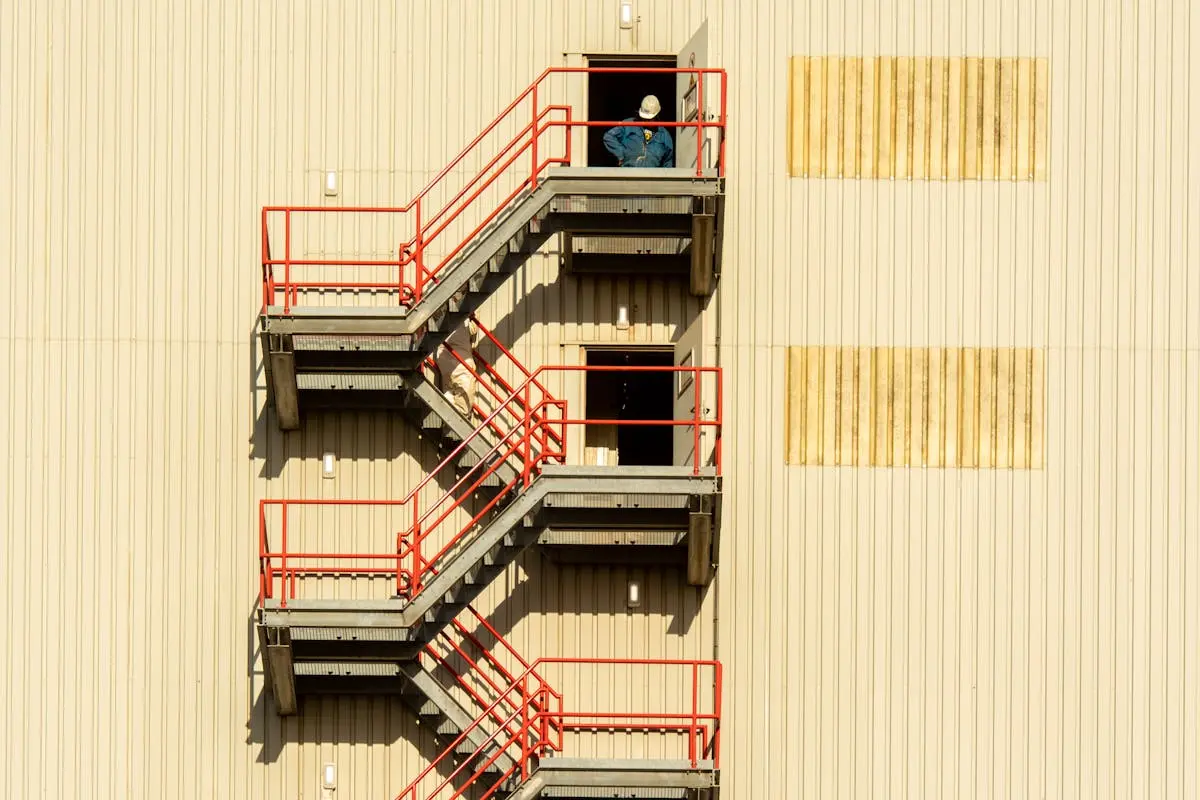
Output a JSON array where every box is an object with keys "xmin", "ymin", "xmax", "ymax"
[
  {"xmin": 260, "ymin": 168, "xmax": 723, "ymax": 433},
  {"xmin": 256, "ymin": 67, "xmax": 727, "ymax": 799}
]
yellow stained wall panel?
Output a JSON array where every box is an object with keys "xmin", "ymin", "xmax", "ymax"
[
  {"xmin": 785, "ymin": 346, "xmax": 1046, "ymax": 469},
  {"xmin": 790, "ymin": 56, "xmax": 1050, "ymax": 181}
]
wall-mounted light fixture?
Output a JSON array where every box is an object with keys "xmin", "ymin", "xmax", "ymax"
[
  {"xmin": 619, "ymin": 1, "xmax": 635, "ymax": 29},
  {"xmin": 321, "ymin": 452, "xmax": 336, "ymax": 479},
  {"xmin": 615, "ymin": 304, "xmax": 630, "ymax": 331},
  {"xmin": 324, "ymin": 170, "xmax": 339, "ymax": 196},
  {"xmin": 627, "ymin": 579, "xmax": 642, "ymax": 608},
  {"xmin": 322, "ymin": 763, "xmax": 337, "ymax": 789}
]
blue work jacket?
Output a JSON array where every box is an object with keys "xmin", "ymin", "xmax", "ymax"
[{"xmin": 602, "ymin": 118, "xmax": 675, "ymax": 168}]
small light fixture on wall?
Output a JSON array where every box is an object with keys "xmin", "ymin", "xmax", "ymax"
[
  {"xmin": 615, "ymin": 304, "xmax": 630, "ymax": 331},
  {"xmin": 627, "ymin": 579, "xmax": 642, "ymax": 609},
  {"xmin": 321, "ymin": 452, "xmax": 336, "ymax": 479},
  {"xmin": 324, "ymin": 170, "xmax": 339, "ymax": 197},
  {"xmin": 619, "ymin": 1, "xmax": 635, "ymax": 29},
  {"xmin": 322, "ymin": 762, "xmax": 337, "ymax": 789}
]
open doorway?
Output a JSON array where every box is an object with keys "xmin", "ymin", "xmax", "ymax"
[
  {"xmin": 584, "ymin": 348, "xmax": 675, "ymax": 466},
  {"xmin": 586, "ymin": 56, "xmax": 677, "ymax": 167}
]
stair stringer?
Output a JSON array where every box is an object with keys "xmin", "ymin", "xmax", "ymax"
[
  {"xmin": 403, "ymin": 371, "xmax": 519, "ymax": 488},
  {"xmin": 399, "ymin": 468, "xmax": 720, "ymax": 642},
  {"xmin": 399, "ymin": 660, "xmax": 525, "ymax": 784}
]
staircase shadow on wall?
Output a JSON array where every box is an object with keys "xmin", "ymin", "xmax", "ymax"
[
  {"xmin": 242, "ymin": 264, "xmax": 710, "ymax": 761},
  {"xmin": 243, "ymin": 609, "xmax": 466, "ymax": 780},
  {"xmin": 443, "ymin": 548, "xmax": 710, "ymax": 661},
  {"xmin": 478, "ymin": 270, "xmax": 707, "ymax": 364},
  {"xmin": 246, "ymin": 269, "xmax": 705, "ymax": 483}
]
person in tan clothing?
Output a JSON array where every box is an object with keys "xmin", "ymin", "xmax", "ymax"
[{"xmin": 436, "ymin": 305, "xmax": 480, "ymax": 417}]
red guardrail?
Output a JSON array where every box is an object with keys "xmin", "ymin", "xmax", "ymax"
[
  {"xmin": 258, "ymin": 364, "xmax": 722, "ymax": 605},
  {"xmin": 395, "ymin": 658, "xmax": 722, "ymax": 800},
  {"xmin": 261, "ymin": 67, "xmax": 728, "ymax": 312},
  {"xmin": 423, "ymin": 607, "xmax": 565, "ymax": 757}
]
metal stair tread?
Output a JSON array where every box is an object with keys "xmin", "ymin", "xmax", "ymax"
[
  {"xmin": 296, "ymin": 372, "xmax": 403, "ymax": 391},
  {"xmin": 292, "ymin": 662, "xmax": 402, "ymax": 677},
  {"xmin": 399, "ymin": 662, "xmax": 523, "ymax": 776},
  {"xmin": 521, "ymin": 757, "xmax": 718, "ymax": 793}
]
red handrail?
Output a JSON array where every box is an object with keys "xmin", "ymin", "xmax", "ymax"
[
  {"xmin": 260, "ymin": 67, "xmax": 727, "ymax": 311},
  {"xmin": 470, "ymin": 315, "xmax": 564, "ymax": 449},
  {"xmin": 420, "ymin": 317, "xmax": 563, "ymax": 464},
  {"xmin": 394, "ymin": 657, "xmax": 721, "ymax": 800},
  {"xmin": 399, "ymin": 365, "xmax": 719, "ymax": 593},
  {"xmin": 258, "ymin": 364, "xmax": 721, "ymax": 604},
  {"xmin": 426, "ymin": 607, "xmax": 563, "ymax": 738}
]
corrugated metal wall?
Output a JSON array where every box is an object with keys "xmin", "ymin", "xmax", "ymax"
[
  {"xmin": 0, "ymin": 1, "xmax": 715, "ymax": 798},
  {"xmin": 719, "ymin": 0, "xmax": 1199, "ymax": 798},
  {"xmin": 4, "ymin": 0, "xmax": 1199, "ymax": 798}
]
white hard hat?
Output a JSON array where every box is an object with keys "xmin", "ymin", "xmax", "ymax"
[{"xmin": 638, "ymin": 95, "xmax": 661, "ymax": 119}]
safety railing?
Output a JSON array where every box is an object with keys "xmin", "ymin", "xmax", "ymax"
[
  {"xmin": 419, "ymin": 317, "xmax": 564, "ymax": 465},
  {"xmin": 395, "ymin": 658, "xmax": 721, "ymax": 800},
  {"xmin": 258, "ymin": 364, "xmax": 722, "ymax": 606},
  {"xmin": 422, "ymin": 607, "xmax": 564, "ymax": 757},
  {"xmin": 261, "ymin": 67, "xmax": 728, "ymax": 312}
]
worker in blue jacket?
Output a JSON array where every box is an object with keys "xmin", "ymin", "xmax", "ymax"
[{"xmin": 603, "ymin": 95, "xmax": 674, "ymax": 168}]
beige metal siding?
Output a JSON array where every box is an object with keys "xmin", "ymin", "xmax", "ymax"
[
  {"xmin": 1, "ymin": 1, "xmax": 717, "ymax": 798},
  {"xmin": 5, "ymin": 0, "xmax": 1200, "ymax": 799},
  {"xmin": 719, "ymin": 0, "xmax": 1199, "ymax": 798}
]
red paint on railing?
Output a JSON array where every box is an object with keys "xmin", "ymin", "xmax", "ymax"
[
  {"xmin": 257, "ymin": 364, "xmax": 721, "ymax": 605},
  {"xmin": 260, "ymin": 68, "xmax": 727, "ymax": 311},
  {"xmin": 393, "ymin": 658, "xmax": 721, "ymax": 800}
]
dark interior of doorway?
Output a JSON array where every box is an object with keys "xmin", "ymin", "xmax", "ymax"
[
  {"xmin": 586, "ymin": 56, "xmax": 677, "ymax": 167},
  {"xmin": 585, "ymin": 348, "xmax": 674, "ymax": 466}
]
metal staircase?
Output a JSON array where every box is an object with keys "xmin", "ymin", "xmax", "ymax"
[
  {"xmin": 255, "ymin": 65, "xmax": 727, "ymax": 799},
  {"xmin": 261, "ymin": 169, "xmax": 722, "ymax": 431}
]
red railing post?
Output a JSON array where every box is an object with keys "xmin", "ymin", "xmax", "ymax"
[
  {"xmin": 279, "ymin": 501, "xmax": 289, "ymax": 607},
  {"xmin": 261, "ymin": 209, "xmax": 270, "ymax": 309},
  {"xmin": 690, "ymin": 662, "xmax": 699, "ymax": 767},
  {"xmin": 565, "ymin": 105, "xmax": 573, "ymax": 166},
  {"xmin": 396, "ymin": 530, "xmax": 404, "ymax": 596},
  {"xmin": 400, "ymin": 241, "xmax": 410, "ymax": 307},
  {"xmin": 715, "ymin": 367, "xmax": 723, "ymax": 473},
  {"xmin": 718, "ymin": 71, "xmax": 728, "ymax": 176},
  {"xmin": 559, "ymin": 400, "xmax": 567, "ymax": 461},
  {"xmin": 693, "ymin": 367, "xmax": 701, "ymax": 475},
  {"xmin": 258, "ymin": 501, "xmax": 268, "ymax": 602},
  {"xmin": 556, "ymin": 682, "xmax": 564, "ymax": 752},
  {"xmin": 410, "ymin": 501, "xmax": 420, "ymax": 592},
  {"xmin": 283, "ymin": 210, "xmax": 292, "ymax": 313},
  {"xmin": 713, "ymin": 660, "xmax": 723, "ymax": 768},
  {"xmin": 695, "ymin": 71, "xmax": 704, "ymax": 177},
  {"xmin": 414, "ymin": 197, "xmax": 424, "ymax": 302},
  {"xmin": 530, "ymin": 84, "xmax": 539, "ymax": 188},
  {"xmin": 520, "ymin": 675, "xmax": 531, "ymax": 779},
  {"xmin": 538, "ymin": 686, "xmax": 550, "ymax": 753},
  {"xmin": 412, "ymin": 522, "xmax": 422, "ymax": 595},
  {"xmin": 523, "ymin": 384, "xmax": 534, "ymax": 486}
]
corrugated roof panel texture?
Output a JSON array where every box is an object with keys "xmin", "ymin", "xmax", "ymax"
[{"xmin": 3, "ymin": 1, "xmax": 1198, "ymax": 799}]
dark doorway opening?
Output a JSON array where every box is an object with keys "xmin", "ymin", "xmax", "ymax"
[
  {"xmin": 586, "ymin": 56, "xmax": 677, "ymax": 167},
  {"xmin": 585, "ymin": 348, "xmax": 675, "ymax": 466}
]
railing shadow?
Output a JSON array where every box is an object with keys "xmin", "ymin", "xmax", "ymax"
[
  {"xmin": 244, "ymin": 607, "xmax": 466, "ymax": 788},
  {"xmin": 456, "ymin": 548, "xmax": 709, "ymax": 647}
]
